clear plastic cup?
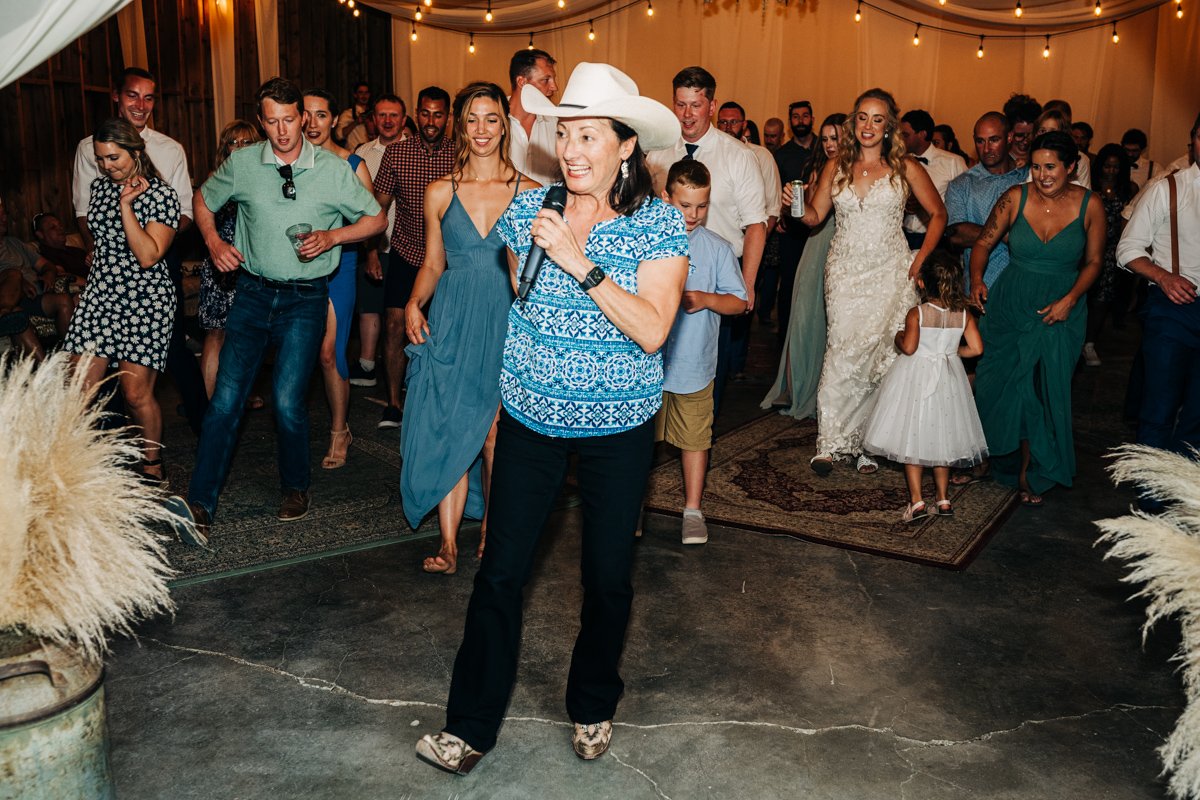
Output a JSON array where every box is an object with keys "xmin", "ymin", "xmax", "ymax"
[{"xmin": 286, "ymin": 223, "xmax": 313, "ymax": 262}]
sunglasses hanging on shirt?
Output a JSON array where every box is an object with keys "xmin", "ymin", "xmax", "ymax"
[{"xmin": 278, "ymin": 164, "xmax": 297, "ymax": 200}]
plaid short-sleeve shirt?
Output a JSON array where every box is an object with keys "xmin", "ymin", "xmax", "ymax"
[{"xmin": 372, "ymin": 136, "xmax": 455, "ymax": 266}]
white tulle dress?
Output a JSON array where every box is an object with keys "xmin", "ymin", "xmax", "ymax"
[{"xmin": 862, "ymin": 303, "xmax": 988, "ymax": 468}]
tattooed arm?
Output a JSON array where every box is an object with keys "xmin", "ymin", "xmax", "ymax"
[{"xmin": 968, "ymin": 187, "xmax": 1018, "ymax": 309}]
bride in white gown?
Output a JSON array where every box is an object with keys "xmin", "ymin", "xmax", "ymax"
[{"xmin": 793, "ymin": 88, "xmax": 947, "ymax": 475}]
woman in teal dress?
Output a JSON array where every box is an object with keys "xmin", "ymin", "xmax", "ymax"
[
  {"xmin": 762, "ymin": 113, "xmax": 845, "ymax": 418},
  {"xmin": 969, "ymin": 131, "xmax": 1105, "ymax": 504},
  {"xmin": 401, "ymin": 82, "xmax": 539, "ymax": 574}
]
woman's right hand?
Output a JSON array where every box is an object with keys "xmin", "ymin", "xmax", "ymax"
[
  {"xmin": 970, "ymin": 280, "xmax": 988, "ymax": 311},
  {"xmin": 405, "ymin": 299, "xmax": 430, "ymax": 345}
]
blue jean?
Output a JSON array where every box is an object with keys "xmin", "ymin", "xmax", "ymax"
[
  {"xmin": 188, "ymin": 272, "xmax": 329, "ymax": 518},
  {"xmin": 1137, "ymin": 287, "xmax": 1200, "ymax": 455}
]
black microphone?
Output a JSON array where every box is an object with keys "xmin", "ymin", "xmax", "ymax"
[{"xmin": 517, "ymin": 184, "xmax": 568, "ymax": 301}]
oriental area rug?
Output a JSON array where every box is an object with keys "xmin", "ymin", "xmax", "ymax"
[
  {"xmin": 643, "ymin": 412, "xmax": 1018, "ymax": 570},
  {"xmin": 158, "ymin": 399, "xmax": 446, "ymax": 585}
]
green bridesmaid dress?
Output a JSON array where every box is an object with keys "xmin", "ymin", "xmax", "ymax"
[{"xmin": 974, "ymin": 184, "xmax": 1091, "ymax": 494}]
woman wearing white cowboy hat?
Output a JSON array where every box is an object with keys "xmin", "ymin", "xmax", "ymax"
[{"xmin": 416, "ymin": 62, "xmax": 689, "ymax": 774}]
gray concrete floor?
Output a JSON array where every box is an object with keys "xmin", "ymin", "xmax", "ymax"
[{"xmin": 105, "ymin": 321, "xmax": 1183, "ymax": 799}]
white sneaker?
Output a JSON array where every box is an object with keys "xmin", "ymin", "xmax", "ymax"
[
  {"xmin": 1082, "ymin": 342, "xmax": 1101, "ymax": 367},
  {"xmin": 681, "ymin": 508, "xmax": 708, "ymax": 545}
]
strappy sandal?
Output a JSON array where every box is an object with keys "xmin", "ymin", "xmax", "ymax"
[
  {"xmin": 423, "ymin": 550, "xmax": 457, "ymax": 575},
  {"xmin": 810, "ymin": 453, "xmax": 834, "ymax": 476},
  {"xmin": 935, "ymin": 499, "xmax": 954, "ymax": 516},
  {"xmin": 415, "ymin": 732, "xmax": 485, "ymax": 775},
  {"xmin": 321, "ymin": 428, "xmax": 352, "ymax": 470},
  {"xmin": 902, "ymin": 501, "xmax": 928, "ymax": 523},
  {"xmin": 856, "ymin": 454, "xmax": 879, "ymax": 474},
  {"xmin": 141, "ymin": 456, "xmax": 169, "ymax": 489}
]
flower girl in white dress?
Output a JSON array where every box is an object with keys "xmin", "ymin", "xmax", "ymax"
[{"xmin": 863, "ymin": 252, "xmax": 988, "ymax": 521}]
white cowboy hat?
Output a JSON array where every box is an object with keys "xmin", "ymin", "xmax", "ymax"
[{"xmin": 521, "ymin": 62, "xmax": 680, "ymax": 152}]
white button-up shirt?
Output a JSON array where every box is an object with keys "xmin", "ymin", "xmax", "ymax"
[
  {"xmin": 747, "ymin": 141, "xmax": 782, "ymax": 220},
  {"xmin": 1117, "ymin": 162, "xmax": 1200, "ymax": 286},
  {"xmin": 72, "ymin": 126, "xmax": 193, "ymax": 220},
  {"xmin": 647, "ymin": 125, "xmax": 767, "ymax": 257},
  {"xmin": 904, "ymin": 145, "xmax": 966, "ymax": 234},
  {"xmin": 508, "ymin": 113, "xmax": 561, "ymax": 187},
  {"xmin": 1122, "ymin": 152, "xmax": 1192, "ymax": 221},
  {"xmin": 355, "ymin": 136, "xmax": 400, "ymax": 252}
]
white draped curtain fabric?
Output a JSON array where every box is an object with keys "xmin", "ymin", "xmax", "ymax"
[
  {"xmin": 208, "ymin": 0, "xmax": 237, "ymax": 139},
  {"xmin": 116, "ymin": 0, "xmax": 149, "ymax": 70},
  {"xmin": 0, "ymin": 0, "xmax": 130, "ymax": 89},
  {"xmin": 381, "ymin": 0, "xmax": 1198, "ymax": 167},
  {"xmin": 255, "ymin": 0, "xmax": 281, "ymax": 83}
]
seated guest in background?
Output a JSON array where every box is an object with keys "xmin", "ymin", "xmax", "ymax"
[
  {"xmin": 762, "ymin": 117, "xmax": 785, "ymax": 152},
  {"xmin": 400, "ymin": 82, "xmax": 536, "ymax": 575},
  {"xmin": 945, "ymin": 112, "xmax": 1028, "ymax": 300},
  {"xmin": 0, "ymin": 200, "xmax": 76, "ymax": 337},
  {"xmin": 1083, "ymin": 143, "xmax": 1138, "ymax": 367},
  {"xmin": 1122, "ymin": 128, "xmax": 1159, "ymax": 189},
  {"xmin": 196, "ymin": 120, "xmax": 261, "ymax": 402},
  {"xmin": 1117, "ymin": 112, "xmax": 1200, "ymax": 474},
  {"xmin": 933, "ymin": 124, "xmax": 973, "ymax": 168},
  {"xmin": 303, "ymin": 88, "xmax": 375, "ymax": 470},
  {"xmin": 658, "ymin": 158, "xmax": 747, "ymax": 546},
  {"xmin": 1003, "ymin": 93, "xmax": 1041, "ymax": 169},
  {"xmin": 0, "ymin": 309, "xmax": 43, "ymax": 360},
  {"xmin": 899, "ymin": 109, "xmax": 966, "ymax": 249},
  {"xmin": 415, "ymin": 63, "xmax": 688, "ymax": 774},
  {"xmin": 351, "ymin": 93, "xmax": 410, "ymax": 389},
  {"xmin": 62, "ymin": 118, "xmax": 180, "ymax": 487},
  {"xmin": 1035, "ymin": 109, "xmax": 1090, "ymax": 187},
  {"xmin": 33, "ymin": 212, "xmax": 89, "ymax": 280},
  {"xmin": 969, "ymin": 131, "xmax": 1104, "ymax": 506},
  {"xmin": 170, "ymin": 77, "xmax": 385, "ymax": 547},
  {"xmin": 1071, "ymin": 121, "xmax": 1095, "ymax": 163}
]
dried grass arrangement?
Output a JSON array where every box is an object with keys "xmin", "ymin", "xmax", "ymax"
[
  {"xmin": 1097, "ymin": 444, "xmax": 1200, "ymax": 800},
  {"xmin": 0, "ymin": 352, "xmax": 175, "ymax": 662}
]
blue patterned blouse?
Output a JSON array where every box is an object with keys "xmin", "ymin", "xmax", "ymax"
[{"xmin": 496, "ymin": 186, "xmax": 689, "ymax": 438}]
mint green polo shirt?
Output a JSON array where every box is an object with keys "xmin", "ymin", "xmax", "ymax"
[{"xmin": 201, "ymin": 140, "xmax": 380, "ymax": 281}]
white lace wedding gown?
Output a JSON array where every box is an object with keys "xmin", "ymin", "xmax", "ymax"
[{"xmin": 815, "ymin": 173, "xmax": 917, "ymax": 458}]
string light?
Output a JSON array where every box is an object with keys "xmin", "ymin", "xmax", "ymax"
[
  {"xmin": 977, "ymin": 35, "xmax": 985, "ymax": 58},
  {"xmin": 1042, "ymin": 35, "xmax": 1051, "ymax": 57},
  {"xmin": 1111, "ymin": 21, "xmax": 1119, "ymax": 42},
  {"xmin": 1014, "ymin": 0, "xmax": 1022, "ymax": 17},
  {"xmin": 468, "ymin": 32, "xmax": 475, "ymax": 53},
  {"xmin": 528, "ymin": 33, "xmax": 535, "ymax": 49},
  {"xmin": 1094, "ymin": 0, "xmax": 1102, "ymax": 15},
  {"xmin": 347, "ymin": 0, "xmax": 354, "ymax": 7},
  {"xmin": 588, "ymin": 19, "xmax": 596, "ymax": 39},
  {"xmin": 912, "ymin": 24, "xmax": 920, "ymax": 45},
  {"xmin": 854, "ymin": 0, "xmax": 862, "ymax": 22},
  {"xmin": 1178, "ymin": 2, "xmax": 1184, "ymax": 18},
  {"xmin": 338, "ymin": 0, "xmax": 345, "ymax": 4},
  {"xmin": 647, "ymin": 0, "xmax": 654, "ymax": 16},
  {"xmin": 423, "ymin": 0, "xmax": 431, "ymax": 6},
  {"xmin": 938, "ymin": 0, "xmax": 946, "ymax": 5},
  {"xmin": 558, "ymin": 0, "xmax": 565, "ymax": 7},
  {"xmin": 414, "ymin": 6, "xmax": 422, "ymax": 20},
  {"xmin": 352, "ymin": 7, "xmax": 359, "ymax": 15},
  {"xmin": 484, "ymin": 1, "xmax": 493, "ymax": 22},
  {"xmin": 410, "ymin": 22, "xmax": 417, "ymax": 40}
]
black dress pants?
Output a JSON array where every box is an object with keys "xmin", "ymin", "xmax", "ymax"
[{"xmin": 444, "ymin": 410, "xmax": 655, "ymax": 752}]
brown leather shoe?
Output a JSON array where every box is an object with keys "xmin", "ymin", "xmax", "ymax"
[{"xmin": 277, "ymin": 489, "xmax": 311, "ymax": 522}]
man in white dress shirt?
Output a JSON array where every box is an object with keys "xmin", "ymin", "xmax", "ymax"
[
  {"xmin": 507, "ymin": 49, "xmax": 561, "ymax": 186},
  {"xmin": 71, "ymin": 66, "xmax": 206, "ymax": 434},
  {"xmin": 1122, "ymin": 128, "xmax": 1160, "ymax": 192},
  {"xmin": 350, "ymin": 93, "xmax": 409, "ymax": 387},
  {"xmin": 899, "ymin": 109, "xmax": 965, "ymax": 250},
  {"xmin": 647, "ymin": 66, "xmax": 767, "ymax": 412},
  {"xmin": 1117, "ymin": 112, "xmax": 1200, "ymax": 466}
]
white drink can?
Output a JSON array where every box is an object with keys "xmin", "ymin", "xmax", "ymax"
[{"xmin": 790, "ymin": 180, "xmax": 804, "ymax": 217}]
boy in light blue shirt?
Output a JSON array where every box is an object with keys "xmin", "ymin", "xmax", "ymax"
[{"xmin": 657, "ymin": 160, "xmax": 748, "ymax": 545}]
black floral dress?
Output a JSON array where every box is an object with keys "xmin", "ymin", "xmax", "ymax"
[
  {"xmin": 198, "ymin": 201, "xmax": 238, "ymax": 330},
  {"xmin": 63, "ymin": 177, "xmax": 180, "ymax": 371}
]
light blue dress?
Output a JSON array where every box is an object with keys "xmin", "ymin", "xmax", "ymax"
[{"xmin": 399, "ymin": 178, "xmax": 518, "ymax": 528}]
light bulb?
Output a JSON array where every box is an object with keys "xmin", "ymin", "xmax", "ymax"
[
  {"xmin": 485, "ymin": 4, "xmax": 493, "ymax": 22},
  {"xmin": 528, "ymin": 34, "xmax": 534, "ymax": 49},
  {"xmin": 647, "ymin": 0, "xmax": 654, "ymax": 15},
  {"xmin": 854, "ymin": 1, "xmax": 862, "ymax": 21},
  {"xmin": 1015, "ymin": 1, "xmax": 1022, "ymax": 17},
  {"xmin": 347, "ymin": 0, "xmax": 354, "ymax": 7},
  {"xmin": 1042, "ymin": 36, "xmax": 1050, "ymax": 57},
  {"xmin": 410, "ymin": 26, "xmax": 417, "ymax": 41},
  {"xmin": 1094, "ymin": 0, "xmax": 1102, "ymax": 15},
  {"xmin": 352, "ymin": 7, "xmax": 359, "ymax": 15},
  {"xmin": 1178, "ymin": 4, "xmax": 1184, "ymax": 17},
  {"xmin": 424, "ymin": 0, "xmax": 432, "ymax": 6},
  {"xmin": 468, "ymin": 34, "xmax": 475, "ymax": 54},
  {"xmin": 938, "ymin": 0, "xmax": 946, "ymax": 5},
  {"xmin": 912, "ymin": 25, "xmax": 920, "ymax": 45},
  {"xmin": 415, "ymin": 8, "xmax": 422, "ymax": 20},
  {"xmin": 588, "ymin": 20, "xmax": 595, "ymax": 40},
  {"xmin": 977, "ymin": 37, "xmax": 985, "ymax": 58},
  {"xmin": 558, "ymin": 0, "xmax": 565, "ymax": 8},
  {"xmin": 1111, "ymin": 23, "xmax": 1119, "ymax": 42},
  {"xmin": 338, "ymin": 0, "xmax": 345, "ymax": 4}
]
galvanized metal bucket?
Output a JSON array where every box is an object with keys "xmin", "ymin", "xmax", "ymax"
[{"xmin": 0, "ymin": 630, "xmax": 115, "ymax": 800}]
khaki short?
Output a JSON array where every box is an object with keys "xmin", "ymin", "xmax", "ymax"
[{"xmin": 655, "ymin": 381, "xmax": 715, "ymax": 452}]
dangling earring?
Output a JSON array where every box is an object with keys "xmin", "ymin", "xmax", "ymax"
[{"xmin": 620, "ymin": 159, "xmax": 629, "ymax": 180}]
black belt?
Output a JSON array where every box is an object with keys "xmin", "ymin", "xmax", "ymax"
[{"xmin": 240, "ymin": 270, "xmax": 328, "ymax": 289}]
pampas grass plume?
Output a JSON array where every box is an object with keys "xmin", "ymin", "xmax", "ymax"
[
  {"xmin": 0, "ymin": 352, "xmax": 175, "ymax": 662},
  {"xmin": 1098, "ymin": 444, "xmax": 1200, "ymax": 799}
]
